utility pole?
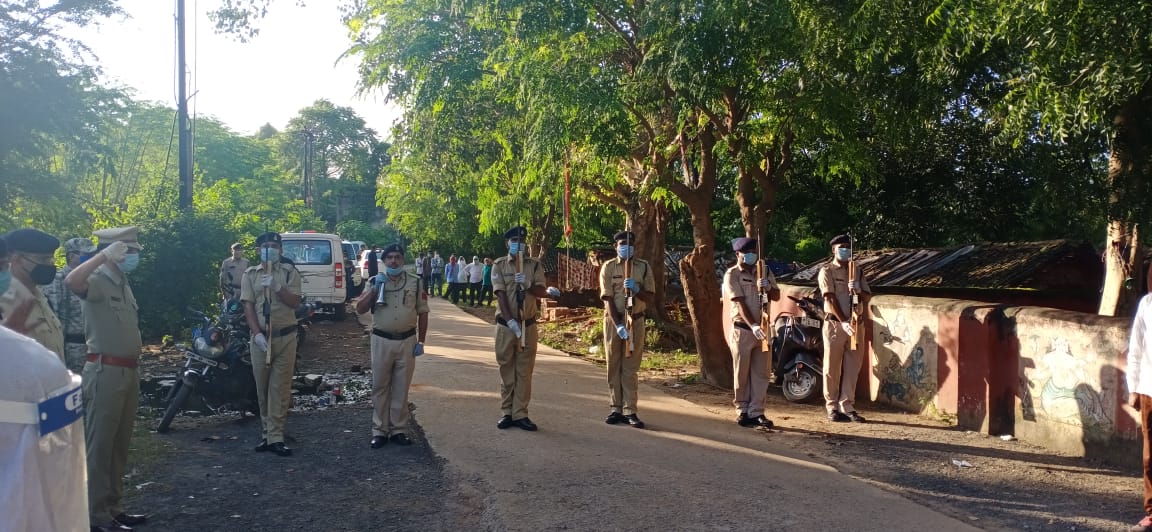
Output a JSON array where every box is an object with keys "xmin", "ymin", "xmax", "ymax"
[
  {"xmin": 176, "ymin": 0, "xmax": 193, "ymax": 211},
  {"xmin": 301, "ymin": 130, "xmax": 314, "ymax": 208}
]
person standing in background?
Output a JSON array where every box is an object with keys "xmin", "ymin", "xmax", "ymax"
[{"xmin": 44, "ymin": 237, "xmax": 97, "ymax": 372}]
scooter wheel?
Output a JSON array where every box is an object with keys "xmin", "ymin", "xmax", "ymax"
[{"xmin": 781, "ymin": 367, "xmax": 821, "ymax": 403}]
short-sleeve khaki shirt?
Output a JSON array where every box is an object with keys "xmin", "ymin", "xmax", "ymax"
[
  {"xmin": 220, "ymin": 256, "xmax": 249, "ymax": 291},
  {"xmin": 371, "ymin": 273, "xmax": 429, "ymax": 333},
  {"xmin": 240, "ymin": 261, "xmax": 303, "ymax": 329},
  {"xmin": 81, "ymin": 265, "xmax": 143, "ymax": 358},
  {"xmin": 0, "ymin": 277, "xmax": 65, "ymax": 359},
  {"xmin": 599, "ymin": 258, "xmax": 655, "ymax": 316},
  {"xmin": 817, "ymin": 259, "xmax": 871, "ymax": 318},
  {"xmin": 491, "ymin": 256, "xmax": 546, "ymax": 320},
  {"xmin": 722, "ymin": 263, "xmax": 777, "ymax": 325}
]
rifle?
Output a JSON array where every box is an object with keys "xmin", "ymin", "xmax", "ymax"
[
  {"xmin": 623, "ymin": 233, "xmax": 634, "ymax": 358},
  {"xmin": 262, "ymin": 255, "xmax": 273, "ymax": 368},
  {"xmin": 847, "ymin": 235, "xmax": 861, "ymax": 351},
  {"xmin": 756, "ymin": 231, "xmax": 771, "ymax": 352},
  {"xmin": 515, "ymin": 246, "xmax": 526, "ymax": 349}
]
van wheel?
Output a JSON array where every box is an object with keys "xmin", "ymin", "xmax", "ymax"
[{"xmin": 333, "ymin": 303, "xmax": 347, "ymax": 321}]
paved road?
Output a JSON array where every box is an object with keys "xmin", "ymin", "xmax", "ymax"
[{"xmin": 412, "ymin": 298, "xmax": 978, "ymax": 531}]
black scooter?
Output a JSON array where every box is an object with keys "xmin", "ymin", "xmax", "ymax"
[{"xmin": 770, "ymin": 295, "xmax": 826, "ymax": 403}]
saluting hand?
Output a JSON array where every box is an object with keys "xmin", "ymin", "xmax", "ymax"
[{"xmin": 101, "ymin": 241, "xmax": 129, "ymax": 263}]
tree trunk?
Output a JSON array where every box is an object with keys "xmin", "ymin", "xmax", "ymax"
[
  {"xmin": 679, "ymin": 195, "xmax": 730, "ymax": 388},
  {"xmin": 1099, "ymin": 88, "xmax": 1152, "ymax": 316},
  {"xmin": 628, "ymin": 195, "xmax": 668, "ymax": 320}
]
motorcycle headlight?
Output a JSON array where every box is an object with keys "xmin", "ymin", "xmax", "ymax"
[{"xmin": 193, "ymin": 335, "xmax": 225, "ymax": 359}]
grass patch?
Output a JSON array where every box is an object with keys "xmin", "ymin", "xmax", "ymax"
[{"xmin": 640, "ymin": 348, "xmax": 699, "ymax": 371}]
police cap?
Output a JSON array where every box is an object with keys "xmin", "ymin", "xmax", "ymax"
[
  {"xmin": 93, "ymin": 226, "xmax": 143, "ymax": 250},
  {"xmin": 829, "ymin": 234, "xmax": 852, "ymax": 247},
  {"xmin": 731, "ymin": 237, "xmax": 757, "ymax": 252},
  {"xmin": 381, "ymin": 243, "xmax": 404, "ymax": 256},
  {"xmin": 504, "ymin": 226, "xmax": 527, "ymax": 240},
  {"xmin": 255, "ymin": 232, "xmax": 282, "ymax": 246},
  {"xmin": 613, "ymin": 231, "xmax": 635, "ymax": 243},
  {"xmin": 3, "ymin": 228, "xmax": 60, "ymax": 254}
]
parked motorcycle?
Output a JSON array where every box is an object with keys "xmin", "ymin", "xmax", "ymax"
[
  {"xmin": 770, "ymin": 295, "xmax": 826, "ymax": 403},
  {"xmin": 295, "ymin": 299, "xmax": 319, "ymax": 350}
]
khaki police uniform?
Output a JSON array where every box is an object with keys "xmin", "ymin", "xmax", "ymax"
[
  {"xmin": 240, "ymin": 260, "xmax": 302, "ymax": 445},
  {"xmin": 491, "ymin": 255, "xmax": 546, "ymax": 420},
  {"xmin": 599, "ymin": 257, "xmax": 655, "ymax": 416},
  {"xmin": 722, "ymin": 262, "xmax": 777, "ymax": 418},
  {"xmin": 81, "ymin": 264, "xmax": 144, "ymax": 525},
  {"xmin": 0, "ymin": 276, "xmax": 65, "ymax": 360},
  {"xmin": 817, "ymin": 259, "xmax": 871, "ymax": 414},
  {"xmin": 220, "ymin": 256, "xmax": 249, "ymax": 298},
  {"xmin": 45, "ymin": 265, "xmax": 88, "ymax": 371},
  {"xmin": 369, "ymin": 272, "xmax": 429, "ymax": 437}
]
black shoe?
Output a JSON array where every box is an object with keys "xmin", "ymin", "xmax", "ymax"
[
  {"xmin": 513, "ymin": 417, "xmax": 538, "ymax": 431},
  {"xmin": 113, "ymin": 514, "xmax": 147, "ymax": 527},
  {"xmin": 625, "ymin": 414, "xmax": 645, "ymax": 429},
  {"xmin": 370, "ymin": 435, "xmax": 388, "ymax": 449},
  {"xmin": 846, "ymin": 411, "xmax": 867, "ymax": 423},
  {"xmin": 497, "ymin": 415, "xmax": 514, "ymax": 429},
  {"xmin": 828, "ymin": 411, "xmax": 851, "ymax": 422},
  {"xmin": 736, "ymin": 412, "xmax": 756, "ymax": 427},
  {"xmin": 390, "ymin": 433, "xmax": 413, "ymax": 446},
  {"xmin": 752, "ymin": 415, "xmax": 774, "ymax": 429},
  {"xmin": 254, "ymin": 439, "xmax": 269, "ymax": 452},
  {"xmin": 268, "ymin": 442, "xmax": 293, "ymax": 456},
  {"xmin": 605, "ymin": 412, "xmax": 627, "ymax": 425}
]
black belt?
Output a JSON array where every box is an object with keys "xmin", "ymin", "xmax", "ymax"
[
  {"xmin": 733, "ymin": 322, "xmax": 752, "ymax": 331},
  {"xmin": 65, "ymin": 333, "xmax": 87, "ymax": 344},
  {"xmin": 272, "ymin": 325, "xmax": 297, "ymax": 338},
  {"xmin": 372, "ymin": 328, "xmax": 417, "ymax": 340},
  {"xmin": 496, "ymin": 317, "xmax": 536, "ymax": 328}
]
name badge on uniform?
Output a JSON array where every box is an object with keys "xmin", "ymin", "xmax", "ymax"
[{"xmin": 37, "ymin": 377, "xmax": 84, "ymax": 437}]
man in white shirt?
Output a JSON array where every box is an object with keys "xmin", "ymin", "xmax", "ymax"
[
  {"xmin": 1128, "ymin": 293, "xmax": 1152, "ymax": 532},
  {"xmin": 465, "ymin": 256, "xmax": 484, "ymax": 306}
]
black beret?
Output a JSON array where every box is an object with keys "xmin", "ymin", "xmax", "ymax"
[
  {"xmin": 829, "ymin": 234, "xmax": 852, "ymax": 247},
  {"xmin": 731, "ymin": 237, "xmax": 757, "ymax": 252},
  {"xmin": 255, "ymin": 232, "xmax": 282, "ymax": 246},
  {"xmin": 613, "ymin": 231, "xmax": 635, "ymax": 243},
  {"xmin": 381, "ymin": 243, "xmax": 404, "ymax": 255},
  {"xmin": 504, "ymin": 226, "xmax": 527, "ymax": 239},
  {"xmin": 3, "ymin": 228, "xmax": 60, "ymax": 254}
]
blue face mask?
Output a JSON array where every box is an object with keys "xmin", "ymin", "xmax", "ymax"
[
  {"xmin": 0, "ymin": 270, "xmax": 10, "ymax": 295},
  {"xmin": 617, "ymin": 245, "xmax": 634, "ymax": 259},
  {"xmin": 508, "ymin": 242, "xmax": 522, "ymax": 255},
  {"xmin": 119, "ymin": 254, "xmax": 140, "ymax": 273},
  {"xmin": 261, "ymin": 248, "xmax": 280, "ymax": 262},
  {"xmin": 742, "ymin": 252, "xmax": 758, "ymax": 265},
  {"xmin": 385, "ymin": 265, "xmax": 404, "ymax": 276},
  {"xmin": 836, "ymin": 248, "xmax": 852, "ymax": 261},
  {"xmin": 78, "ymin": 254, "xmax": 93, "ymax": 264}
]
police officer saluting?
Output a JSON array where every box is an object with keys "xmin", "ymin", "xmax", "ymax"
[
  {"xmin": 355, "ymin": 243, "xmax": 429, "ymax": 448},
  {"xmin": 722, "ymin": 237, "xmax": 779, "ymax": 428},
  {"xmin": 64, "ymin": 226, "xmax": 148, "ymax": 531},
  {"xmin": 0, "ymin": 229, "xmax": 64, "ymax": 360},
  {"xmin": 241, "ymin": 232, "xmax": 302, "ymax": 457},
  {"xmin": 492, "ymin": 226, "xmax": 552, "ymax": 431},
  {"xmin": 599, "ymin": 230, "xmax": 654, "ymax": 428}
]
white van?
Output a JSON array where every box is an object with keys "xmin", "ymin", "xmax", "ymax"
[{"xmin": 280, "ymin": 232, "xmax": 347, "ymax": 319}]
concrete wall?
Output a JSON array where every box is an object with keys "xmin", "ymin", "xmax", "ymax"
[{"xmin": 774, "ymin": 284, "xmax": 1138, "ymax": 463}]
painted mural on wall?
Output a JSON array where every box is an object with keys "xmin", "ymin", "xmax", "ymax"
[
  {"xmin": 1020, "ymin": 333, "xmax": 1111, "ymax": 431},
  {"xmin": 871, "ymin": 306, "xmax": 938, "ymax": 413}
]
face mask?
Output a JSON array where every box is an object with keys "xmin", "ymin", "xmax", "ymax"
[
  {"xmin": 508, "ymin": 242, "xmax": 522, "ymax": 255},
  {"xmin": 836, "ymin": 248, "xmax": 852, "ymax": 261},
  {"xmin": 119, "ymin": 254, "xmax": 140, "ymax": 273},
  {"xmin": 617, "ymin": 245, "xmax": 634, "ymax": 259},
  {"xmin": 741, "ymin": 252, "xmax": 758, "ymax": 265},
  {"xmin": 29, "ymin": 263, "xmax": 57, "ymax": 285},
  {"xmin": 385, "ymin": 266, "xmax": 404, "ymax": 276},
  {"xmin": 78, "ymin": 254, "xmax": 93, "ymax": 264},
  {"xmin": 261, "ymin": 248, "xmax": 280, "ymax": 262},
  {"xmin": 0, "ymin": 270, "xmax": 10, "ymax": 295}
]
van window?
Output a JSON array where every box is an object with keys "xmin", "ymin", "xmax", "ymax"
[
  {"xmin": 282, "ymin": 240, "xmax": 333, "ymax": 265},
  {"xmin": 341, "ymin": 243, "xmax": 355, "ymax": 261}
]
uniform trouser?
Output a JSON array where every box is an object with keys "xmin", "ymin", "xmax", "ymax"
[
  {"xmin": 371, "ymin": 334, "xmax": 417, "ymax": 436},
  {"xmin": 729, "ymin": 326, "xmax": 771, "ymax": 417},
  {"xmin": 495, "ymin": 323, "xmax": 538, "ymax": 419},
  {"xmin": 64, "ymin": 342, "xmax": 88, "ymax": 373},
  {"xmin": 82, "ymin": 361, "xmax": 139, "ymax": 525},
  {"xmin": 251, "ymin": 333, "xmax": 297, "ymax": 444},
  {"xmin": 822, "ymin": 321, "xmax": 862, "ymax": 414},
  {"xmin": 603, "ymin": 316, "xmax": 645, "ymax": 415},
  {"xmin": 1141, "ymin": 394, "xmax": 1152, "ymax": 515}
]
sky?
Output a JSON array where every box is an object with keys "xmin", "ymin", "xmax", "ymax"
[{"xmin": 66, "ymin": 0, "xmax": 402, "ymax": 137}]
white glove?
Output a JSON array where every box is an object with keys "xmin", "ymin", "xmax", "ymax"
[
  {"xmin": 615, "ymin": 324, "xmax": 629, "ymax": 340},
  {"xmin": 758, "ymin": 278, "xmax": 772, "ymax": 289},
  {"xmin": 101, "ymin": 241, "xmax": 129, "ymax": 262},
  {"xmin": 253, "ymin": 333, "xmax": 269, "ymax": 353},
  {"xmin": 514, "ymin": 272, "xmax": 526, "ymax": 285},
  {"xmin": 849, "ymin": 280, "xmax": 860, "ymax": 292},
  {"xmin": 623, "ymin": 278, "xmax": 638, "ymax": 291},
  {"xmin": 546, "ymin": 286, "xmax": 561, "ymax": 298},
  {"xmin": 750, "ymin": 324, "xmax": 766, "ymax": 341},
  {"xmin": 260, "ymin": 273, "xmax": 282, "ymax": 291},
  {"xmin": 841, "ymin": 321, "xmax": 856, "ymax": 337},
  {"xmin": 506, "ymin": 319, "xmax": 523, "ymax": 339}
]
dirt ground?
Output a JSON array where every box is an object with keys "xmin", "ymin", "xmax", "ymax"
[{"xmin": 127, "ymin": 301, "xmax": 1144, "ymax": 531}]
